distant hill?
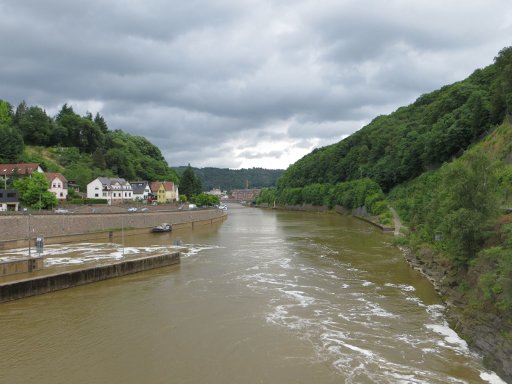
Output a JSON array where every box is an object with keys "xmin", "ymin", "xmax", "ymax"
[{"xmin": 174, "ymin": 166, "xmax": 284, "ymax": 191}]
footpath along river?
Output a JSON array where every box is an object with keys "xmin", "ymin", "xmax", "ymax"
[{"xmin": 0, "ymin": 204, "xmax": 506, "ymax": 383}]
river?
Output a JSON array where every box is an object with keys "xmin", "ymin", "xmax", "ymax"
[{"xmin": 0, "ymin": 204, "xmax": 506, "ymax": 383}]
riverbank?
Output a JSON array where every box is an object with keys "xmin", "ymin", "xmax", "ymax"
[
  {"xmin": 402, "ymin": 246, "xmax": 512, "ymax": 382},
  {"xmin": 256, "ymin": 203, "xmax": 395, "ymax": 232},
  {"xmin": 0, "ymin": 208, "xmax": 228, "ymax": 250}
]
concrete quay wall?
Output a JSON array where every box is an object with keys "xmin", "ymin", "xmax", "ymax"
[
  {"xmin": 0, "ymin": 209, "xmax": 227, "ymax": 249},
  {"xmin": 0, "ymin": 252, "xmax": 180, "ymax": 303}
]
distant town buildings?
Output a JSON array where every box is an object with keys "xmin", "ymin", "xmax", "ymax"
[
  {"xmin": 206, "ymin": 188, "xmax": 228, "ymax": 199},
  {"xmin": 230, "ymin": 188, "xmax": 261, "ymax": 202},
  {"xmin": 0, "ymin": 162, "xmax": 182, "ymax": 210}
]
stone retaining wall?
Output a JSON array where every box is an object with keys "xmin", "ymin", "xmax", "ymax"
[
  {"xmin": 0, "ymin": 209, "xmax": 227, "ymax": 250},
  {"xmin": 0, "ymin": 252, "xmax": 180, "ymax": 303}
]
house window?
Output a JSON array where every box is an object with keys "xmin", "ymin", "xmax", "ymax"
[
  {"xmin": 103, "ymin": 192, "xmax": 107, "ymax": 197},
  {"xmin": 60, "ymin": 192, "xmax": 63, "ymax": 197},
  {"xmin": 95, "ymin": 193, "xmax": 99, "ymax": 197}
]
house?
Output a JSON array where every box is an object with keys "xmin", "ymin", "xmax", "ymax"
[
  {"xmin": 45, "ymin": 173, "xmax": 68, "ymax": 200},
  {"xmin": 87, "ymin": 177, "xmax": 133, "ymax": 204},
  {"xmin": 130, "ymin": 181, "xmax": 151, "ymax": 201},
  {"xmin": 0, "ymin": 163, "xmax": 43, "ymax": 187},
  {"xmin": 0, "ymin": 189, "xmax": 20, "ymax": 211},
  {"xmin": 150, "ymin": 181, "xmax": 179, "ymax": 203}
]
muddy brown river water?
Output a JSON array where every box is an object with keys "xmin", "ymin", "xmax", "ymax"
[{"xmin": 0, "ymin": 204, "xmax": 506, "ymax": 383}]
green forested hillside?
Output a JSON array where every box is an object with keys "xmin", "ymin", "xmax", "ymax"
[
  {"xmin": 0, "ymin": 102, "xmax": 178, "ymax": 189},
  {"xmin": 175, "ymin": 166, "xmax": 283, "ymax": 191},
  {"xmin": 278, "ymin": 47, "xmax": 512, "ymax": 192}
]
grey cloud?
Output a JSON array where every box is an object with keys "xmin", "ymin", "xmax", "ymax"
[{"xmin": 1, "ymin": 0, "xmax": 511, "ymax": 169}]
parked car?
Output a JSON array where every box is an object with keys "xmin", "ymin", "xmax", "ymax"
[
  {"xmin": 140, "ymin": 207, "xmax": 149, "ymax": 212},
  {"xmin": 127, "ymin": 207, "xmax": 138, "ymax": 212},
  {"xmin": 55, "ymin": 208, "xmax": 69, "ymax": 214}
]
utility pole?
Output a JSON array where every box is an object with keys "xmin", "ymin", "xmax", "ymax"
[{"xmin": 27, "ymin": 213, "xmax": 32, "ymax": 257}]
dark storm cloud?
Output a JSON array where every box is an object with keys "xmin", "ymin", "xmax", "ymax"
[{"xmin": 1, "ymin": 0, "xmax": 511, "ymax": 169}]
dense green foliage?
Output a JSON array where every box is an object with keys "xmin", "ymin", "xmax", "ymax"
[
  {"xmin": 175, "ymin": 166, "xmax": 283, "ymax": 191},
  {"xmin": 257, "ymin": 178, "xmax": 391, "ymax": 223},
  {"xmin": 179, "ymin": 165, "xmax": 202, "ymax": 198},
  {"xmin": 192, "ymin": 193, "xmax": 220, "ymax": 207},
  {"xmin": 13, "ymin": 172, "xmax": 58, "ymax": 210},
  {"xmin": 390, "ymin": 149, "xmax": 501, "ymax": 265},
  {"xmin": 279, "ymin": 47, "xmax": 512, "ymax": 192},
  {"xmin": 0, "ymin": 101, "xmax": 179, "ymax": 189},
  {"xmin": 389, "ymin": 131, "xmax": 512, "ymax": 315}
]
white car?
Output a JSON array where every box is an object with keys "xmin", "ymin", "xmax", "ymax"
[
  {"xmin": 127, "ymin": 207, "xmax": 138, "ymax": 212},
  {"xmin": 55, "ymin": 208, "xmax": 69, "ymax": 214}
]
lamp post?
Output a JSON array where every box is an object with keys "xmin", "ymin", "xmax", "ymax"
[
  {"xmin": 26, "ymin": 211, "xmax": 32, "ymax": 258},
  {"xmin": 122, "ymin": 215, "xmax": 125, "ymax": 257}
]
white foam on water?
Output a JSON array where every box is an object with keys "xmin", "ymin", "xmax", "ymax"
[
  {"xmin": 480, "ymin": 371, "xmax": 507, "ymax": 384},
  {"xmin": 181, "ymin": 244, "xmax": 224, "ymax": 258},
  {"xmin": 281, "ymin": 290, "xmax": 316, "ymax": 307},
  {"xmin": 384, "ymin": 282, "xmax": 416, "ymax": 292},
  {"xmin": 425, "ymin": 322, "xmax": 469, "ymax": 353}
]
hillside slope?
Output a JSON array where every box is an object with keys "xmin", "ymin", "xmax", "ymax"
[
  {"xmin": 0, "ymin": 102, "xmax": 179, "ymax": 189},
  {"xmin": 279, "ymin": 47, "xmax": 511, "ymax": 192}
]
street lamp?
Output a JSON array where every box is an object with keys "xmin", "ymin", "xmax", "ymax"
[{"xmin": 26, "ymin": 210, "xmax": 32, "ymax": 257}]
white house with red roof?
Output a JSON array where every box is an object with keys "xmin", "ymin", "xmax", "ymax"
[{"xmin": 44, "ymin": 172, "xmax": 68, "ymax": 200}]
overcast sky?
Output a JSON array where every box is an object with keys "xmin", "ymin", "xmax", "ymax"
[{"xmin": 1, "ymin": 1, "xmax": 511, "ymax": 169}]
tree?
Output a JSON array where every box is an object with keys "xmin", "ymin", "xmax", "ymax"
[
  {"xmin": 13, "ymin": 172, "xmax": 58, "ymax": 210},
  {"xmin": 180, "ymin": 164, "xmax": 202, "ymax": 198},
  {"xmin": 494, "ymin": 46, "xmax": 512, "ymax": 117},
  {"xmin": 0, "ymin": 125, "xmax": 24, "ymax": 163},
  {"xmin": 192, "ymin": 193, "xmax": 219, "ymax": 206},
  {"xmin": 94, "ymin": 113, "xmax": 109, "ymax": 133},
  {"xmin": 0, "ymin": 100, "xmax": 13, "ymax": 128},
  {"xmin": 15, "ymin": 106, "xmax": 53, "ymax": 146},
  {"xmin": 437, "ymin": 150, "xmax": 500, "ymax": 266}
]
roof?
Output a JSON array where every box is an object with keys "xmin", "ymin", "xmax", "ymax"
[
  {"xmin": 150, "ymin": 181, "xmax": 175, "ymax": 192},
  {"xmin": 130, "ymin": 181, "xmax": 149, "ymax": 194},
  {"xmin": 0, "ymin": 163, "xmax": 42, "ymax": 175},
  {"xmin": 96, "ymin": 177, "xmax": 131, "ymax": 190},
  {"xmin": 44, "ymin": 172, "xmax": 68, "ymax": 183}
]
